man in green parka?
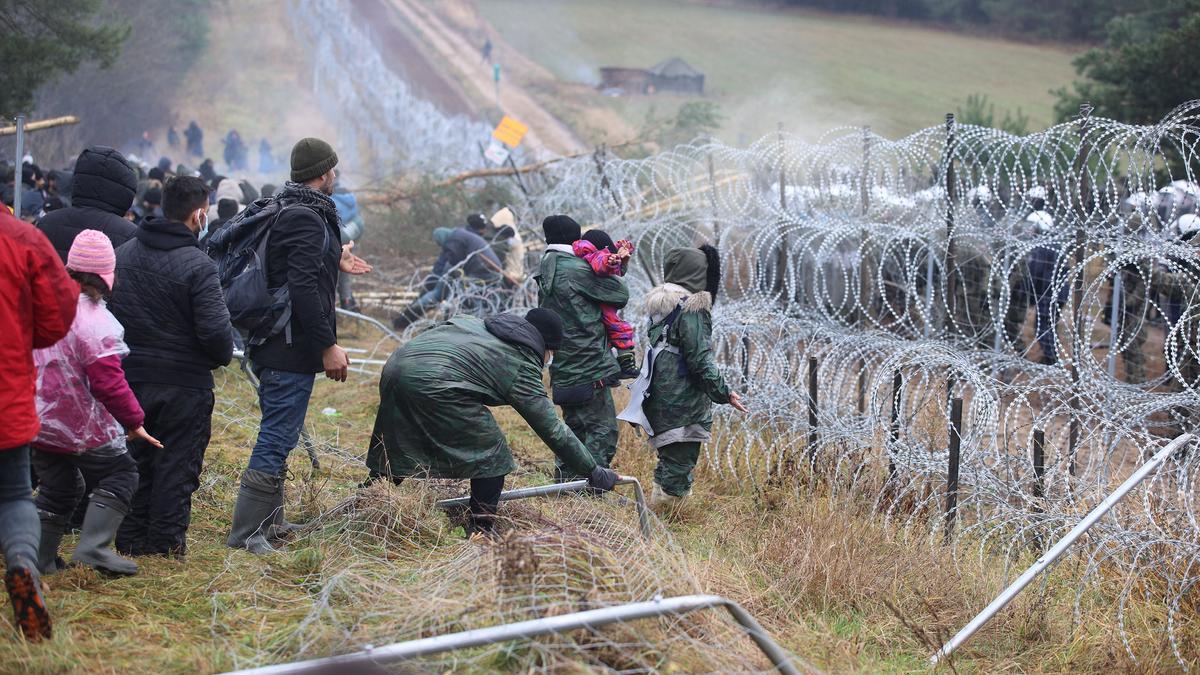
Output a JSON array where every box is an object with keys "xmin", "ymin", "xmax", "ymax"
[
  {"xmin": 620, "ymin": 245, "xmax": 746, "ymax": 505},
  {"xmin": 365, "ymin": 308, "xmax": 619, "ymax": 533},
  {"xmin": 535, "ymin": 215, "xmax": 630, "ymax": 481}
]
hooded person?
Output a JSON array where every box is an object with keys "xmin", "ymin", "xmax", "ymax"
[
  {"xmin": 364, "ymin": 308, "xmax": 619, "ymax": 534},
  {"xmin": 207, "ymin": 176, "xmax": 244, "ymax": 221},
  {"xmin": 36, "ymin": 147, "xmax": 138, "ymax": 263},
  {"xmin": 535, "ymin": 215, "xmax": 629, "ymax": 481},
  {"xmin": 392, "ymin": 222, "xmax": 504, "ymax": 330},
  {"xmin": 618, "ymin": 245, "xmax": 746, "ymax": 505},
  {"xmin": 489, "ymin": 207, "xmax": 526, "ymax": 283}
]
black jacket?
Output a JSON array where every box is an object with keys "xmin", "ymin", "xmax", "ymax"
[
  {"xmin": 36, "ymin": 147, "xmax": 137, "ymax": 262},
  {"xmin": 247, "ymin": 183, "xmax": 342, "ymax": 374},
  {"xmin": 109, "ymin": 218, "xmax": 234, "ymax": 389}
]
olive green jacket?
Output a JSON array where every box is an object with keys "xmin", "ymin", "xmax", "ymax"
[
  {"xmin": 366, "ymin": 314, "xmax": 597, "ymax": 479},
  {"xmin": 642, "ymin": 283, "xmax": 731, "ymax": 447},
  {"xmin": 535, "ymin": 247, "xmax": 630, "ymax": 388}
]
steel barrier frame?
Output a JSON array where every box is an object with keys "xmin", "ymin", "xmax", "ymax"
[
  {"xmin": 931, "ymin": 433, "xmax": 1195, "ymax": 665},
  {"xmin": 221, "ymin": 593, "xmax": 807, "ymax": 675},
  {"xmin": 436, "ymin": 475, "xmax": 652, "ymax": 539}
]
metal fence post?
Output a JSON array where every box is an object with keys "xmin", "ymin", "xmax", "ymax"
[
  {"xmin": 856, "ymin": 367, "xmax": 866, "ymax": 415},
  {"xmin": 943, "ymin": 113, "xmax": 958, "ymax": 340},
  {"xmin": 12, "ymin": 114, "xmax": 25, "ymax": 218},
  {"xmin": 1031, "ymin": 427, "xmax": 1046, "ymax": 551},
  {"xmin": 944, "ymin": 397, "xmax": 963, "ymax": 544},
  {"xmin": 742, "ymin": 335, "xmax": 751, "ymax": 382},
  {"xmin": 1031, "ymin": 429, "xmax": 1045, "ymax": 510},
  {"xmin": 888, "ymin": 370, "xmax": 902, "ymax": 482},
  {"xmin": 807, "ymin": 356, "xmax": 818, "ymax": 471},
  {"xmin": 1067, "ymin": 102, "xmax": 1094, "ymax": 475}
]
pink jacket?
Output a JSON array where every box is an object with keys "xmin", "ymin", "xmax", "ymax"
[{"xmin": 33, "ymin": 294, "xmax": 144, "ymax": 454}]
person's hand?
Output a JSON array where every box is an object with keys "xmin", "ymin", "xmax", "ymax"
[
  {"xmin": 503, "ymin": 273, "xmax": 520, "ymax": 287},
  {"xmin": 128, "ymin": 426, "xmax": 163, "ymax": 449},
  {"xmin": 587, "ymin": 465, "xmax": 619, "ymax": 492},
  {"xmin": 340, "ymin": 242, "xmax": 373, "ymax": 275},
  {"xmin": 728, "ymin": 392, "xmax": 748, "ymax": 413},
  {"xmin": 323, "ymin": 344, "xmax": 350, "ymax": 382}
]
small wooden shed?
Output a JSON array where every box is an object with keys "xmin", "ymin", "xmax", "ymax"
[{"xmin": 599, "ymin": 58, "xmax": 705, "ymax": 95}]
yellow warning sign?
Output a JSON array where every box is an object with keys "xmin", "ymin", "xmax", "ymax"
[{"xmin": 492, "ymin": 116, "xmax": 529, "ymax": 148}]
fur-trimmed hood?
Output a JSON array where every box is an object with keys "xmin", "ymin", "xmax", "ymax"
[{"xmin": 643, "ymin": 282, "xmax": 712, "ymax": 318}]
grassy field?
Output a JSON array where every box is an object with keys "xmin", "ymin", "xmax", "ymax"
[
  {"xmin": 0, "ymin": 313, "xmax": 1187, "ymax": 673},
  {"xmin": 473, "ymin": 0, "xmax": 1081, "ymax": 144}
]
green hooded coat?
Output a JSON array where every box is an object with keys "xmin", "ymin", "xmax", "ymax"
[
  {"xmin": 365, "ymin": 314, "xmax": 597, "ymax": 479},
  {"xmin": 535, "ymin": 247, "xmax": 630, "ymax": 388},
  {"xmin": 642, "ymin": 248, "xmax": 731, "ymax": 447}
]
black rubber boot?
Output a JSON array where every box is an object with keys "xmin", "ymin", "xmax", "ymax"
[
  {"xmin": 71, "ymin": 491, "xmax": 138, "ymax": 576},
  {"xmin": 391, "ymin": 305, "xmax": 426, "ymax": 331},
  {"xmin": 226, "ymin": 469, "xmax": 279, "ymax": 555},
  {"xmin": 266, "ymin": 475, "xmax": 302, "ymax": 542},
  {"xmin": 36, "ymin": 510, "xmax": 68, "ymax": 575}
]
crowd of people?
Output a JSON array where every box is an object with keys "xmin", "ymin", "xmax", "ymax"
[{"xmin": 0, "ymin": 134, "xmax": 747, "ymax": 644}]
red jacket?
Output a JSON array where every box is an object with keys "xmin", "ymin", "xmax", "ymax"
[{"xmin": 0, "ymin": 210, "xmax": 78, "ymax": 449}]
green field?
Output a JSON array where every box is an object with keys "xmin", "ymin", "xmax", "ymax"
[{"xmin": 477, "ymin": 0, "xmax": 1081, "ymax": 142}]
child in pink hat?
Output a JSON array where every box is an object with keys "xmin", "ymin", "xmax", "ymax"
[{"xmin": 31, "ymin": 230, "xmax": 161, "ymax": 577}]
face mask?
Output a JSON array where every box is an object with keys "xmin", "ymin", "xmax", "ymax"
[{"xmin": 197, "ymin": 209, "xmax": 209, "ymax": 240}]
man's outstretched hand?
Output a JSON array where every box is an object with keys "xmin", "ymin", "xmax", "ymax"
[
  {"xmin": 587, "ymin": 465, "xmax": 619, "ymax": 492},
  {"xmin": 340, "ymin": 242, "xmax": 373, "ymax": 275}
]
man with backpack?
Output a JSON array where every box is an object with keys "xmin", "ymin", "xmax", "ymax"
[
  {"xmin": 214, "ymin": 138, "xmax": 370, "ymax": 554},
  {"xmin": 109, "ymin": 176, "xmax": 234, "ymax": 557}
]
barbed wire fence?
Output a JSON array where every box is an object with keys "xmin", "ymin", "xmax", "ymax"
[
  {"xmin": 231, "ymin": 12, "xmax": 1200, "ymax": 663},
  {"xmin": 477, "ymin": 101, "xmax": 1200, "ymax": 668}
]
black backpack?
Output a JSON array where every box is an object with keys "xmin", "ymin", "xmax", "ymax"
[{"xmin": 206, "ymin": 197, "xmax": 327, "ymax": 346}]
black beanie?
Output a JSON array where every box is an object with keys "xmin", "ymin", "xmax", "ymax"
[
  {"xmin": 466, "ymin": 213, "xmax": 490, "ymax": 232},
  {"xmin": 542, "ymin": 215, "xmax": 581, "ymax": 245},
  {"xmin": 524, "ymin": 308, "xmax": 563, "ymax": 350},
  {"xmin": 290, "ymin": 137, "xmax": 339, "ymax": 183},
  {"xmin": 582, "ymin": 229, "xmax": 616, "ymax": 253},
  {"xmin": 217, "ymin": 198, "xmax": 239, "ymax": 219}
]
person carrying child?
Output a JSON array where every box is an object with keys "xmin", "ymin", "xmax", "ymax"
[
  {"xmin": 32, "ymin": 230, "xmax": 162, "ymax": 577},
  {"xmin": 572, "ymin": 229, "xmax": 639, "ymax": 378}
]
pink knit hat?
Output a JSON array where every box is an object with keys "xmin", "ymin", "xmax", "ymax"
[{"xmin": 67, "ymin": 229, "xmax": 116, "ymax": 291}]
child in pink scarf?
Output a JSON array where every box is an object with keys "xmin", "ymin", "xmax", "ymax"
[{"xmin": 573, "ymin": 229, "xmax": 639, "ymax": 378}]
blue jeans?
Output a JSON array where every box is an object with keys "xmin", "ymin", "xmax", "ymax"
[
  {"xmin": 247, "ymin": 368, "xmax": 316, "ymax": 476},
  {"xmin": 413, "ymin": 278, "xmax": 451, "ymax": 313},
  {"xmin": 0, "ymin": 446, "xmax": 39, "ymax": 569}
]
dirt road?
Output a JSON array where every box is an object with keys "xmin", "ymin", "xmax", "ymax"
[
  {"xmin": 347, "ymin": 0, "xmax": 476, "ymax": 118},
  {"xmin": 386, "ymin": 0, "xmax": 589, "ymax": 157}
]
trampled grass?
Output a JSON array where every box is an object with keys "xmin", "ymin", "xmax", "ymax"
[
  {"xmin": 0, "ymin": 316, "xmax": 1189, "ymax": 673},
  {"xmin": 473, "ymin": 0, "xmax": 1082, "ymax": 143}
]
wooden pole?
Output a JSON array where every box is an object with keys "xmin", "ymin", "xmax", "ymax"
[{"xmin": 0, "ymin": 115, "xmax": 78, "ymax": 136}]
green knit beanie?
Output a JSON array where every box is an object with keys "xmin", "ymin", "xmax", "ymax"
[{"xmin": 290, "ymin": 137, "xmax": 339, "ymax": 183}]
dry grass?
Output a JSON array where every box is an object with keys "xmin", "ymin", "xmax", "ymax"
[{"xmin": 0, "ymin": 328, "xmax": 1193, "ymax": 672}]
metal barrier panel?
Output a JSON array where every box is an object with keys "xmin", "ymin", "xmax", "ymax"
[
  {"xmin": 220, "ymin": 594, "xmax": 809, "ymax": 675},
  {"xmin": 436, "ymin": 476, "xmax": 651, "ymax": 539}
]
